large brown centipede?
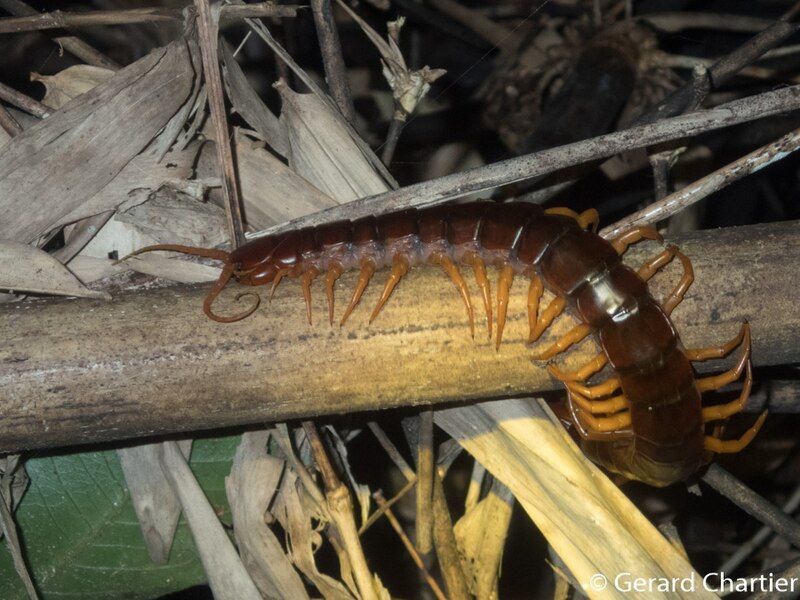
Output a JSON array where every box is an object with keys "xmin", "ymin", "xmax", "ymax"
[{"xmin": 126, "ymin": 201, "xmax": 766, "ymax": 487}]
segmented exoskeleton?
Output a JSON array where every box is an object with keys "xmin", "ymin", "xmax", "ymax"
[{"xmin": 126, "ymin": 201, "xmax": 765, "ymax": 486}]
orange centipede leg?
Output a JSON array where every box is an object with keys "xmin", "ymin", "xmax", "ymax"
[
  {"xmin": 570, "ymin": 389, "xmax": 630, "ymax": 415},
  {"xmin": 269, "ymin": 268, "xmax": 290, "ymax": 301},
  {"xmin": 696, "ymin": 336, "xmax": 751, "ymax": 393},
  {"xmin": 704, "ymin": 411, "xmax": 767, "ymax": 453},
  {"xmin": 578, "ymin": 209, "xmax": 600, "ymax": 232},
  {"xmin": 564, "ymin": 390, "xmax": 633, "ymax": 441},
  {"xmin": 340, "ymin": 260, "xmax": 376, "ymax": 326},
  {"xmin": 325, "ymin": 264, "xmax": 344, "ymax": 325},
  {"xmin": 637, "ymin": 245, "xmax": 678, "ymax": 281},
  {"xmin": 547, "ymin": 352, "xmax": 608, "ymax": 382},
  {"xmin": 611, "ymin": 226, "xmax": 662, "ymax": 255},
  {"xmin": 527, "ymin": 275, "xmax": 544, "ymax": 344},
  {"xmin": 662, "ymin": 250, "xmax": 694, "ymax": 315},
  {"xmin": 495, "ymin": 264, "xmax": 515, "ymax": 350},
  {"xmin": 702, "ymin": 362, "xmax": 753, "ymax": 422},
  {"xmin": 530, "ymin": 296, "xmax": 566, "ymax": 343},
  {"xmin": 532, "ymin": 323, "xmax": 591, "ymax": 360},
  {"xmin": 300, "ymin": 268, "xmax": 319, "ymax": 325},
  {"xmin": 566, "ymin": 376, "xmax": 621, "ymax": 399},
  {"xmin": 369, "ymin": 255, "xmax": 410, "ymax": 324},
  {"xmin": 685, "ymin": 322, "xmax": 749, "ymax": 362},
  {"xmin": 471, "ymin": 254, "xmax": 492, "ymax": 339},
  {"xmin": 578, "ymin": 407, "xmax": 632, "ymax": 432},
  {"xmin": 432, "ymin": 253, "xmax": 474, "ymax": 338}
]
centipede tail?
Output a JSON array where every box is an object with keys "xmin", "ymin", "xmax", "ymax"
[{"xmin": 130, "ymin": 202, "xmax": 765, "ymax": 486}]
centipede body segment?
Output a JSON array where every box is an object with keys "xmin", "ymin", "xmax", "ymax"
[{"xmin": 127, "ymin": 201, "xmax": 765, "ymax": 487}]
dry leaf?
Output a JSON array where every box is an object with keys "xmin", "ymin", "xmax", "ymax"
[
  {"xmin": 278, "ymin": 82, "xmax": 390, "ymax": 202},
  {"xmin": 118, "ymin": 440, "xmax": 192, "ymax": 565},
  {"xmin": 0, "ymin": 240, "xmax": 109, "ymax": 299},
  {"xmin": 225, "ymin": 431, "xmax": 309, "ymax": 600},
  {"xmin": 159, "ymin": 441, "xmax": 261, "ymax": 600},
  {"xmin": 454, "ymin": 478, "xmax": 514, "ymax": 599},
  {"xmin": 435, "ymin": 399, "xmax": 716, "ymax": 600},
  {"xmin": 32, "ymin": 65, "xmax": 115, "ymax": 110},
  {"xmin": 334, "ymin": 3, "xmax": 445, "ymax": 117},
  {"xmin": 0, "ymin": 36, "xmax": 199, "ymax": 244},
  {"xmin": 220, "ymin": 41, "xmax": 288, "ymax": 156}
]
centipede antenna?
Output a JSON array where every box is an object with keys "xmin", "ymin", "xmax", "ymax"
[
  {"xmin": 202, "ymin": 262, "xmax": 260, "ymax": 323},
  {"xmin": 117, "ymin": 243, "xmax": 230, "ymax": 264}
]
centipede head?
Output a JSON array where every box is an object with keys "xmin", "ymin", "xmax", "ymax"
[{"xmin": 230, "ymin": 232, "xmax": 299, "ymax": 285}]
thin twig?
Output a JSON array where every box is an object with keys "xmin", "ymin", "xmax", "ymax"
[
  {"xmin": 702, "ymin": 464, "xmax": 800, "ymax": 550},
  {"xmin": 310, "ymin": 0, "xmax": 355, "ymax": 124},
  {"xmin": 251, "ymin": 85, "xmax": 800, "ymax": 238},
  {"xmin": 373, "ymin": 490, "xmax": 447, "ymax": 600},
  {"xmin": 194, "ymin": 0, "xmax": 245, "ymax": 249},
  {"xmin": 359, "ymin": 476, "xmax": 416, "ymax": 535},
  {"xmin": 301, "ymin": 421, "xmax": 379, "ymax": 600},
  {"xmin": 0, "ymin": 457, "xmax": 38, "ymax": 600},
  {"xmin": 633, "ymin": 8, "xmax": 800, "ymax": 126},
  {"xmin": 381, "ymin": 115, "xmax": 405, "ymax": 165},
  {"xmin": 0, "ymin": 0, "xmax": 119, "ymax": 70},
  {"xmin": 432, "ymin": 469, "xmax": 470, "ymax": 600},
  {"xmin": 0, "ymin": 81, "xmax": 49, "ymax": 118},
  {"xmin": 601, "ymin": 126, "xmax": 800, "ymax": 239},
  {"xmin": 0, "ymin": 3, "xmax": 299, "ymax": 34},
  {"xmin": 416, "ymin": 409, "xmax": 434, "ymax": 555},
  {"xmin": 367, "ymin": 422, "xmax": 416, "ymax": 481},
  {"xmin": 719, "ymin": 480, "xmax": 800, "ymax": 574},
  {"xmin": 0, "ymin": 103, "xmax": 21, "ymax": 136}
]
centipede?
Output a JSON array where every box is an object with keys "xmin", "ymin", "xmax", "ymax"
[{"xmin": 126, "ymin": 201, "xmax": 766, "ymax": 487}]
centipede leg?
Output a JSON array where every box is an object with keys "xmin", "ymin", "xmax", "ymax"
[
  {"xmin": 704, "ymin": 411, "xmax": 768, "ymax": 453},
  {"xmin": 566, "ymin": 377, "xmax": 621, "ymax": 399},
  {"xmin": 300, "ymin": 268, "xmax": 319, "ymax": 325},
  {"xmin": 565, "ymin": 391, "xmax": 632, "ymax": 441},
  {"xmin": 544, "ymin": 207, "xmax": 580, "ymax": 221},
  {"xmin": 611, "ymin": 226, "xmax": 662, "ymax": 255},
  {"xmin": 471, "ymin": 254, "xmax": 493, "ymax": 339},
  {"xmin": 325, "ymin": 264, "xmax": 344, "ymax": 326},
  {"xmin": 547, "ymin": 352, "xmax": 608, "ymax": 382},
  {"xmin": 432, "ymin": 253, "xmax": 474, "ymax": 338},
  {"xmin": 662, "ymin": 250, "xmax": 694, "ymax": 315},
  {"xmin": 532, "ymin": 323, "xmax": 591, "ymax": 360},
  {"xmin": 369, "ymin": 255, "xmax": 410, "ymax": 324},
  {"xmin": 527, "ymin": 276, "xmax": 544, "ymax": 344},
  {"xmin": 269, "ymin": 268, "xmax": 290, "ymax": 301},
  {"xmin": 570, "ymin": 389, "xmax": 630, "ymax": 415},
  {"xmin": 530, "ymin": 296, "xmax": 566, "ymax": 343},
  {"xmin": 578, "ymin": 408, "xmax": 632, "ymax": 432},
  {"xmin": 696, "ymin": 336, "xmax": 751, "ymax": 393},
  {"xmin": 495, "ymin": 265, "xmax": 515, "ymax": 350},
  {"xmin": 340, "ymin": 260, "xmax": 376, "ymax": 326},
  {"xmin": 685, "ymin": 322, "xmax": 749, "ymax": 362},
  {"xmin": 702, "ymin": 362, "xmax": 753, "ymax": 422},
  {"xmin": 578, "ymin": 209, "xmax": 600, "ymax": 232}
]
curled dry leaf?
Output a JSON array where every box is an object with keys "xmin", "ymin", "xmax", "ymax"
[
  {"xmin": 159, "ymin": 441, "xmax": 261, "ymax": 600},
  {"xmin": 0, "ymin": 36, "xmax": 198, "ymax": 244},
  {"xmin": 31, "ymin": 65, "xmax": 115, "ymax": 110},
  {"xmin": 117, "ymin": 440, "xmax": 192, "ymax": 565},
  {"xmin": 333, "ymin": 2, "xmax": 446, "ymax": 117},
  {"xmin": 0, "ymin": 240, "xmax": 109, "ymax": 300},
  {"xmin": 435, "ymin": 399, "xmax": 716, "ymax": 600},
  {"xmin": 225, "ymin": 431, "xmax": 309, "ymax": 600},
  {"xmin": 277, "ymin": 82, "xmax": 390, "ymax": 201}
]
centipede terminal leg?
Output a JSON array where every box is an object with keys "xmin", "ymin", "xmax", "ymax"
[
  {"xmin": 495, "ymin": 265, "xmax": 515, "ymax": 349},
  {"xmin": 611, "ymin": 226, "xmax": 662, "ymax": 255},
  {"xmin": 531, "ymin": 323, "xmax": 591, "ymax": 360}
]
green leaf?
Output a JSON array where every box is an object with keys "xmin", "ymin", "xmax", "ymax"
[{"xmin": 0, "ymin": 436, "xmax": 240, "ymax": 599}]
